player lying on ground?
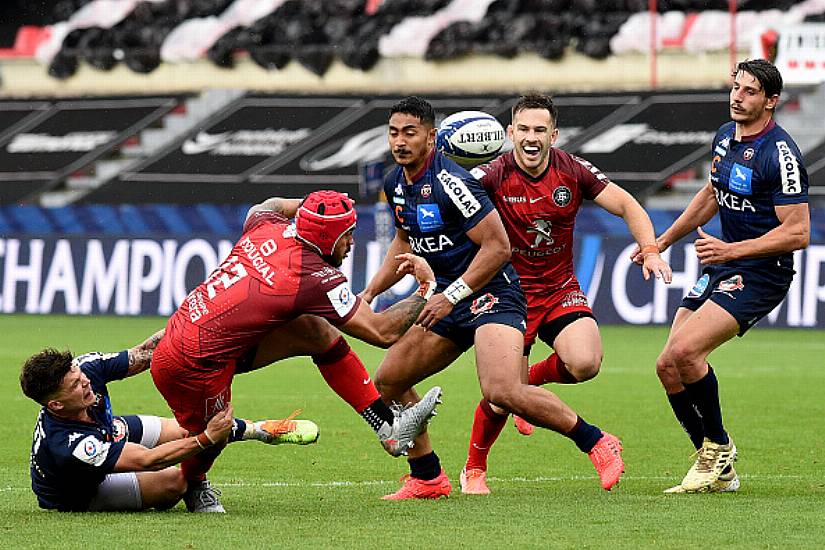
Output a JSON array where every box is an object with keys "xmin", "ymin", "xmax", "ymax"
[
  {"xmin": 150, "ymin": 190, "xmax": 443, "ymax": 512},
  {"xmin": 21, "ymin": 329, "xmax": 317, "ymax": 512}
]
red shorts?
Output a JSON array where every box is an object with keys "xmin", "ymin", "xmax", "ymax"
[
  {"xmin": 150, "ymin": 337, "xmax": 235, "ymax": 434},
  {"xmin": 523, "ymin": 278, "xmax": 593, "ymax": 348}
]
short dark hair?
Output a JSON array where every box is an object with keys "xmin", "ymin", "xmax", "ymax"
[
  {"xmin": 512, "ymin": 93, "xmax": 559, "ymax": 127},
  {"xmin": 732, "ymin": 59, "xmax": 783, "ymax": 99},
  {"xmin": 21, "ymin": 348, "xmax": 74, "ymax": 405},
  {"xmin": 389, "ymin": 96, "xmax": 435, "ymax": 127}
]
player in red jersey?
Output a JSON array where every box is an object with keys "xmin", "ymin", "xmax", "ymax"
[
  {"xmin": 150, "ymin": 190, "xmax": 443, "ymax": 512},
  {"xmin": 458, "ymin": 93, "xmax": 672, "ymax": 494}
]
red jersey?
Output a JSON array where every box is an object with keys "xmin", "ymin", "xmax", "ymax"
[
  {"xmin": 163, "ymin": 211, "xmax": 360, "ymax": 366},
  {"xmin": 473, "ymin": 149, "xmax": 608, "ymax": 293}
]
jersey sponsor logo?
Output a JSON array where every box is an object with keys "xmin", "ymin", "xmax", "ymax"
[
  {"xmin": 776, "ymin": 140, "xmax": 802, "ymax": 194},
  {"xmin": 503, "ymin": 196, "xmax": 527, "ymax": 203},
  {"xmin": 71, "ymin": 435, "xmax": 111, "ymax": 467},
  {"xmin": 714, "ymin": 187, "xmax": 755, "ymax": 212},
  {"xmin": 743, "ymin": 147, "xmax": 755, "ymax": 161},
  {"xmin": 553, "ymin": 186, "xmax": 572, "ymax": 207},
  {"xmin": 687, "ymin": 273, "xmax": 709, "ymax": 298},
  {"xmin": 527, "ymin": 219, "xmax": 554, "ymax": 248},
  {"xmin": 729, "ymin": 163, "xmax": 753, "ymax": 195},
  {"xmin": 436, "ymin": 169, "xmax": 481, "ymax": 218},
  {"xmin": 470, "ymin": 293, "xmax": 499, "ymax": 315},
  {"xmin": 420, "ymin": 184, "xmax": 432, "ymax": 198},
  {"xmin": 417, "ymin": 204, "xmax": 444, "ymax": 232},
  {"xmin": 408, "ymin": 234, "xmax": 455, "ymax": 254},
  {"xmin": 326, "ymin": 282, "xmax": 357, "ymax": 318},
  {"xmin": 112, "ymin": 417, "xmax": 128, "ymax": 443}
]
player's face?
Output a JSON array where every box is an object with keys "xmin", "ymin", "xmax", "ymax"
[
  {"xmin": 509, "ymin": 108, "xmax": 558, "ymax": 177},
  {"xmin": 388, "ymin": 113, "xmax": 436, "ymax": 173},
  {"xmin": 730, "ymin": 70, "xmax": 778, "ymax": 126},
  {"xmin": 330, "ymin": 230, "xmax": 354, "ymax": 267},
  {"xmin": 51, "ymin": 366, "xmax": 95, "ymax": 413}
]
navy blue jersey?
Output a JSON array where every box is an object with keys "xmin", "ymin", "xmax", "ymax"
[
  {"xmin": 29, "ymin": 351, "xmax": 130, "ymax": 511},
  {"xmin": 385, "ymin": 151, "xmax": 520, "ymax": 288},
  {"xmin": 709, "ymin": 120, "xmax": 808, "ymax": 271}
]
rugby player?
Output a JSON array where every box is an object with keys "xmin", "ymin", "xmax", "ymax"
[
  {"xmin": 150, "ymin": 190, "xmax": 443, "ymax": 512},
  {"xmin": 361, "ymin": 96, "xmax": 630, "ymax": 499},
  {"xmin": 457, "ymin": 93, "xmax": 672, "ymax": 494},
  {"xmin": 636, "ymin": 59, "xmax": 809, "ymax": 493}
]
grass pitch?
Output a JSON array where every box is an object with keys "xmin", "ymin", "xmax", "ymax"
[{"xmin": 1, "ymin": 315, "xmax": 823, "ymax": 549}]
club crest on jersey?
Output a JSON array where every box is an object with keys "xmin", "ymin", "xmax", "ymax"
[
  {"xmin": 729, "ymin": 163, "xmax": 753, "ymax": 195},
  {"xmin": 527, "ymin": 219, "xmax": 554, "ymax": 248},
  {"xmin": 743, "ymin": 147, "xmax": 755, "ymax": 161},
  {"xmin": 470, "ymin": 293, "xmax": 499, "ymax": 315},
  {"xmin": 715, "ymin": 274, "xmax": 744, "ymax": 295},
  {"xmin": 112, "ymin": 417, "xmax": 128, "ymax": 443},
  {"xmin": 553, "ymin": 186, "xmax": 572, "ymax": 207},
  {"xmin": 417, "ymin": 204, "xmax": 444, "ymax": 232},
  {"xmin": 687, "ymin": 274, "xmax": 709, "ymax": 298},
  {"xmin": 420, "ymin": 183, "xmax": 432, "ymax": 198}
]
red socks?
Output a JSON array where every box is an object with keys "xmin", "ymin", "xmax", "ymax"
[
  {"xmin": 313, "ymin": 337, "xmax": 379, "ymax": 413},
  {"xmin": 528, "ymin": 353, "xmax": 578, "ymax": 385},
  {"xmin": 465, "ymin": 400, "xmax": 508, "ymax": 471}
]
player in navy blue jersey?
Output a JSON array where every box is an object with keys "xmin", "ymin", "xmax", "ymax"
[
  {"xmin": 632, "ymin": 59, "xmax": 810, "ymax": 494},
  {"xmin": 20, "ymin": 330, "xmax": 318, "ymax": 512},
  {"xmin": 362, "ymin": 96, "xmax": 623, "ymax": 499}
]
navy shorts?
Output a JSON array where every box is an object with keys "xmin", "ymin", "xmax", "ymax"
[
  {"xmin": 680, "ymin": 265, "xmax": 792, "ymax": 336},
  {"xmin": 430, "ymin": 280, "xmax": 527, "ymax": 352}
]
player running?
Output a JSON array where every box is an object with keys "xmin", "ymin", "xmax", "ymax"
[
  {"xmin": 455, "ymin": 93, "xmax": 672, "ymax": 494},
  {"xmin": 21, "ymin": 330, "xmax": 316, "ymax": 512},
  {"xmin": 361, "ymin": 96, "xmax": 634, "ymax": 499},
  {"xmin": 636, "ymin": 59, "xmax": 809, "ymax": 493},
  {"xmin": 151, "ymin": 191, "xmax": 443, "ymax": 512}
]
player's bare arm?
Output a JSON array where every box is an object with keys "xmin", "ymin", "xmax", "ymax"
[
  {"xmin": 594, "ymin": 184, "xmax": 672, "ymax": 283},
  {"xmin": 695, "ymin": 202, "xmax": 809, "ymax": 264},
  {"xmin": 245, "ymin": 197, "xmax": 303, "ymax": 221},
  {"xmin": 113, "ymin": 405, "xmax": 233, "ymax": 472},
  {"xmin": 360, "ymin": 229, "xmax": 412, "ymax": 303},
  {"xmin": 417, "ymin": 210, "xmax": 510, "ymax": 330},
  {"xmin": 126, "ymin": 328, "xmax": 165, "ymax": 377}
]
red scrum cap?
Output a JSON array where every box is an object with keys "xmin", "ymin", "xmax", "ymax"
[{"xmin": 295, "ymin": 191, "xmax": 357, "ymax": 256}]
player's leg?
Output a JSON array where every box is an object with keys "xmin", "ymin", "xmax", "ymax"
[{"xmin": 376, "ymin": 326, "xmax": 462, "ymax": 500}]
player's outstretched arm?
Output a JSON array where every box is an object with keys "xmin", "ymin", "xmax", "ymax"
[
  {"xmin": 245, "ymin": 197, "xmax": 303, "ymax": 222},
  {"xmin": 360, "ymin": 231, "xmax": 412, "ymax": 303},
  {"xmin": 113, "ymin": 405, "xmax": 234, "ymax": 472},
  {"xmin": 126, "ymin": 328, "xmax": 165, "ymax": 377}
]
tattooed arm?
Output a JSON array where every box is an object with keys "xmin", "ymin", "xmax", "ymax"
[{"xmin": 126, "ymin": 328, "xmax": 165, "ymax": 377}]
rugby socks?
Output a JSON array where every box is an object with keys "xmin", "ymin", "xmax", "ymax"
[
  {"xmin": 528, "ymin": 353, "xmax": 578, "ymax": 385},
  {"xmin": 312, "ymin": 336, "xmax": 394, "ymax": 432},
  {"xmin": 409, "ymin": 451, "xmax": 442, "ymax": 481},
  {"xmin": 465, "ymin": 400, "xmax": 508, "ymax": 471},
  {"xmin": 565, "ymin": 416, "xmax": 603, "ymax": 453},
  {"xmin": 666, "ymin": 391, "xmax": 705, "ymax": 449},
  {"xmin": 683, "ymin": 365, "xmax": 729, "ymax": 445}
]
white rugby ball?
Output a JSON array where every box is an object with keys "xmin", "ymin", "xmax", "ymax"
[{"xmin": 437, "ymin": 110, "xmax": 505, "ymax": 168}]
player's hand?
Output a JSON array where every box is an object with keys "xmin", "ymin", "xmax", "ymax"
[
  {"xmin": 695, "ymin": 226, "xmax": 735, "ymax": 264},
  {"xmin": 415, "ymin": 293, "xmax": 454, "ymax": 330},
  {"xmin": 395, "ymin": 253, "xmax": 435, "ymax": 283},
  {"xmin": 642, "ymin": 252, "xmax": 672, "ymax": 283},
  {"xmin": 204, "ymin": 404, "xmax": 234, "ymax": 444}
]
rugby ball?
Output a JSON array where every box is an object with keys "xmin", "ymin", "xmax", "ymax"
[{"xmin": 437, "ymin": 111, "xmax": 505, "ymax": 168}]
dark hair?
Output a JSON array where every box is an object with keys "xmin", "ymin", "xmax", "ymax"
[
  {"xmin": 20, "ymin": 348, "xmax": 74, "ymax": 405},
  {"xmin": 732, "ymin": 59, "xmax": 783, "ymax": 99},
  {"xmin": 389, "ymin": 96, "xmax": 435, "ymax": 127},
  {"xmin": 512, "ymin": 93, "xmax": 559, "ymax": 127}
]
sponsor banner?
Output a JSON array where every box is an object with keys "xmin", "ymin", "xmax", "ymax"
[{"xmin": 3, "ymin": 229, "xmax": 825, "ymax": 329}]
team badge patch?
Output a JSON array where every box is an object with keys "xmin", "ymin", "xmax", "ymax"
[
  {"xmin": 420, "ymin": 183, "xmax": 432, "ymax": 198},
  {"xmin": 743, "ymin": 148, "xmax": 755, "ymax": 161},
  {"xmin": 715, "ymin": 274, "xmax": 744, "ymax": 295},
  {"xmin": 687, "ymin": 274, "xmax": 710, "ymax": 298},
  {"xmin": 112, "ymin": 417, "xmax": 128, "ymax": 443},
  {"xmin": 470, "ymin": 293, "xmax": 499, "ymax": 315},
  {"xmin": 553, "ymin": 186, "xmax": 572, "ymax": 207},
  {"xmin": 326, "ymin": 282, "xmax": 357, "ymax": 318},
  {"xmin": 729, "ymin": 163, "xmax": 753, "ymax": 195},
  {"xmin": 417, "ymin": 204, "xmax": 444, "ymax": 232}
]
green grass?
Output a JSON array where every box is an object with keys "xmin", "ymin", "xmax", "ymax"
[{"xmin": 2, "ymin": 315, "xmax": 824, "ymax": 549}]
